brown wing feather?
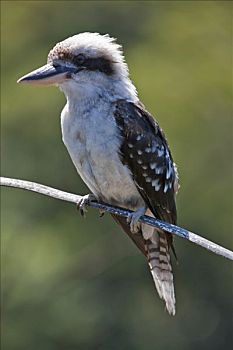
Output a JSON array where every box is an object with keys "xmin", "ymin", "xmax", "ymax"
[
  {"xmin": 113, "ymin": 100, "xmax": 178, "ymax": 315},
  {"xmin": 114, "ymin": 99, "xmax": 178, "ymax": 228},
  {"xmin": 111, "ymin": 214, "xmax": 147, "ymax": 256}
]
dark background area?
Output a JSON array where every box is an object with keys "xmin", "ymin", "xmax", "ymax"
[{"xmin": 1, "ymin": 1, "xmax": 232, "ymax": 349}]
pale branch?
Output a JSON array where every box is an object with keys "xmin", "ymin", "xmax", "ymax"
[{"xmin": 1, "ymin": 176, "xmax": 233, "ymax": 261}]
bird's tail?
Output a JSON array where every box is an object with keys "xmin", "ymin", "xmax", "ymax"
[
  {"xmin": 143, "ymin": 221, "xmax": 176, "ymax": 315},
  {"xmin": 111, "ymin": 211, "xmax": 176, "ymax": 315}
]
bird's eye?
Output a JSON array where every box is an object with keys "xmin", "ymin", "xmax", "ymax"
[{"xmin": 75, "ymin": 54, "xmax": 85, "ymax": 65}]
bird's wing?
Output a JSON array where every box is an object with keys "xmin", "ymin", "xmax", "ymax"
[
  {"xmin": 114, "ymin": 99, "xmax": 178, "ymax": 227},
  {"xmin": 111, "ymin": 213, "xmax": 147, "ymax": 255},
  {"xmin": 113, "ymin": 99, "xmax": 179, "ymax": 315}
]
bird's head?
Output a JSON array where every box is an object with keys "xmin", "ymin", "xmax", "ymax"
[{"xmin": 17, "ymin": 32, "xmax": 135, "ymax": 99}]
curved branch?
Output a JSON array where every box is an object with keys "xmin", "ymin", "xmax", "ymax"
[{"xmin": 1, "ymin": 176, "xmax": 233, "ymax": 261}]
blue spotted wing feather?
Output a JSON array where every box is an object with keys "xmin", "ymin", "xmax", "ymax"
[
  {"xmin": 114, "ymin": 100, "xmax": 177, "ymax": 227},
  {"xmin": 113, "ymin": 100, "xmax": 178, "ymax": 315}
]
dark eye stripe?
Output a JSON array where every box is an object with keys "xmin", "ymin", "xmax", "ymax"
[
  {"xmin": 83, "ymin": 56, "xmax": 114, "ymax": 75},
  {"xmin": 48, "ymin": 48, "xmax": 114, "ymax": 75}
]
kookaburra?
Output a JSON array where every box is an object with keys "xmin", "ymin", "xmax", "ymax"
[{"xmin": 18, "ymin": 32, "xmax": 179, "ymax": 315}]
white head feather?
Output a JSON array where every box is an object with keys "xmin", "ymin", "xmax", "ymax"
[
  {"xmin": 47, "ymin": 32, "xmax": 138, "ymax": 102},
  {"xmin": 48, "ymin": 32, "xmax": 129, "ymax": 78}
]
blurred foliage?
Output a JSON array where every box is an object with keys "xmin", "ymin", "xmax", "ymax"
[{"xmin": 1, "ymin": 1, "xmax": 233, "ymax": 349}]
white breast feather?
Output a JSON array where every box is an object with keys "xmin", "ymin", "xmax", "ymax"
[{"xmin": 61, "ymin": 100, "xmax": 143, "ymax": 209}]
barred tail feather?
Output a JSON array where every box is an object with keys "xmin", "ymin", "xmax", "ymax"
[
  {"xmin": 112, "ymin": 212, "xmax": 176, "ymax": 315},
  {"xmin": 145, "ymin": 230, "xmax": 176, "ymax": 315}
]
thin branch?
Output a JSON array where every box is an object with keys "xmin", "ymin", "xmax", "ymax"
[{"xmin": 1, "ymin": 176, "xmax": 233, "ymax": 261}]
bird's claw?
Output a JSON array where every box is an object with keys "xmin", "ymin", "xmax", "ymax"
[
  {"xmin": 99, "ymin": 209, "xmax": 105, "ymax": 218},
  {"xmin": 76, "ymin": 194, "xmax": 96, "ymax": 217},
  {"xmin": 127, "ymin": 207, "xmax": 147, "ymax": 233}
]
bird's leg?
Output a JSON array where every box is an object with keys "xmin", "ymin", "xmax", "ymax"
[
  {"xmin": 127, "ymin": 206, "xmax": 147, "ymax": 233},
  {"xmin": 76, "ymin": 193, "xmax": 97, "ymax": 217}
]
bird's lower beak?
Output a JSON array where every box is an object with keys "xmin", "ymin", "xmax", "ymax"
[{"xmin": 17, "ymin": 64, "xmax": 77, "ymax": 86}]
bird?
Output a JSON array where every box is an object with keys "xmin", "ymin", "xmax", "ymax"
[{"xmin": 18, "ymin": 32, "xmax": 180, "ymax": 315}]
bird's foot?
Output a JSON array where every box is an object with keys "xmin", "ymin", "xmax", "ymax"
[
  {"xmin": 76, "ymin": 194, "xmax": 96, "ymax": 217},
  {"xmin": 127, "ymin": 207, "xmax": 147, "ymax": 233},
  {"xmin": 99, "ymin": 209, "xmax": 105, "ymax": 218}
]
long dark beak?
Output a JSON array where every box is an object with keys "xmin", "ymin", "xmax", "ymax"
[{"xmin": 17, "ymin": 63, "xmax": 77, "ymax": 86}]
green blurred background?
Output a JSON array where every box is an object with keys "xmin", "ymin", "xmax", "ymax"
[{"xmin": 1, "ymin": 1, "xmax": 232, "ymax": 349}]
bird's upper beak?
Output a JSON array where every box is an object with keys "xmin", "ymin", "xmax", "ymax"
[{"xmin": 17, "ymin": 63, "xmax": 77, "ymax": 86}]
